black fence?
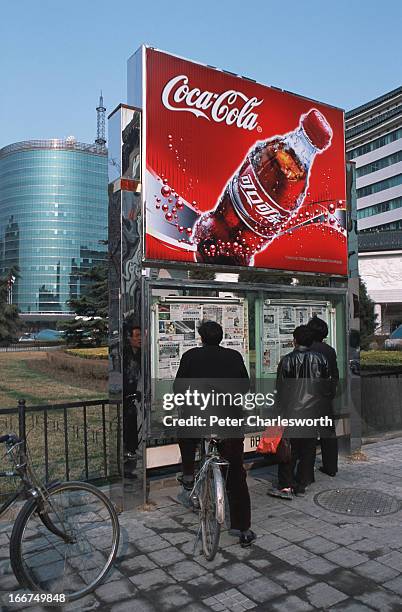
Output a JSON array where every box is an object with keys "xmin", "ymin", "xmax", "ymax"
[
  {"xmin": 361, "ymin": 370, "xmax": 402, "ymax": 436},
  {"xmin": 0, "ymin": 398, "xmax": 122, "ymax": 485},
  {"xmin": 0, "ymin": 345, "xmax": 62, "ymax": 353}
]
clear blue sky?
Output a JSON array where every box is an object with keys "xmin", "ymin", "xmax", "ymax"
[{"xmin": 0, "ymin": 0, "xmax": 400, "ymax": 148}]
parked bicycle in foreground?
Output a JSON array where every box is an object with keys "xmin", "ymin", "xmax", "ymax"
[
  {"xmin": 0, "ymin": 434, "xmax": 120, "ymax": 601},
  {"xmin": 180, "ymin": 436, "xmax": 229, "ymax": 561}
]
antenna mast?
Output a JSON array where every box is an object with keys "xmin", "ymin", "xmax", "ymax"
[{"xmin": 95, "ymin": 92, "xmax": 106, "ymax": 147}]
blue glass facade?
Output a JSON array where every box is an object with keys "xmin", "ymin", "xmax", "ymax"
[{"xmin": 0, "ymin": 140, "xmax": 108, "ymax": 314}]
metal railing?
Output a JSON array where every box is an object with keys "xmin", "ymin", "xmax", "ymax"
[
  {"xmin": 361, "ymin": 369, "xmax": 402, "ymax": 436},
  {"xmin": 0, "ymin": 398, "xmax": 122, "ymax": 485},
  {"xmin": 0, "ymin": 345, "xmax": 62, "ymax": 353}
]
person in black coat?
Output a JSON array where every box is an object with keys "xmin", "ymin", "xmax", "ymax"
[
  {"xmin": 268, "ymin": 325, "xmax": 331, "ymax": 499},
  {"xmin": 307, "ymin": 316, "xmax": 339, "ymax": 477},
  {"xmin": 173, "ymin": 320, "xmax": 256, "ymax": 547},
  {"xmin": 122, "ymin": 320, "xmax": 141, "ymax": 478}
]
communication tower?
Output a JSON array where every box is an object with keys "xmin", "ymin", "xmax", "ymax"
[{"xmin": 95, "ymin": 92, "xmax": 106, "ymax": 147}]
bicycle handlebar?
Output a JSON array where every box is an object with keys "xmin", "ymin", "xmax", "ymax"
[{"xmin": 0, "ymin": 434, "xmax": 21, "ymax": 445}]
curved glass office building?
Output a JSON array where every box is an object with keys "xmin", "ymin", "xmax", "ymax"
[{"xmin": 0, "ymin": 139, "xmax": 108, "ymax": 320}]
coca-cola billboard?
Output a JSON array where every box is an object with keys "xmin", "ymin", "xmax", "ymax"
[{"xmin": 144, "ymin": 48, "xmax": 347, "ymax": 275}]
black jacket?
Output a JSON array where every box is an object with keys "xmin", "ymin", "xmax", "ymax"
[
  {"xmin": 311, "ymin": 340, "xmax": 339, "ymax": 401},
  {"xmin": 174, "ymin": 345, "xmax": 249, "ymax": 391},
  {"xmin": 276, "ymin": 346, "xmax": 331, "ymax": 420}
]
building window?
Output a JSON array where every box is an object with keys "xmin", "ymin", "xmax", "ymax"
[
  {"xmin": 356, "ymin": 150, "xmax": 402, "ymax": 178},
  {"xmin": 360, "ymin": 220, "xmax": 402, "ymax": 232},
  {"xmin": 347, "ymin": 128, "xmax": 402, "ymax": 159},
  {"xmin": 357, "ymin": 174, "xmax": 402, "ymax": 198},
  {"xmin": 357, "ymin": 196, "xmax": 402, "ymax": 219}
]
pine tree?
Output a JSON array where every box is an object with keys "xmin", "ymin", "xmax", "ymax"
[
  {"xmin": 59, "ymin": 264, "xmax": 108, "ymax": 347},
  {"xmin": 0, "ymin": 267, "xmax": 21, "ymax": 344},
  {"xmin": 359, "ymin": 276, "xmax": 377, "ymax": 350}
]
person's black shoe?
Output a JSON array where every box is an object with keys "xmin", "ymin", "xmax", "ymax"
[
  {"xmin": 176, "ymin": 474, "xmax": 194, "ymax": 491},
  {"xmin": 319, "ymin": 467, "xmax": 336, "ymax": 477},
  {"xmin": 239, "ymin": 530, "xmax": 257, "ymax": 548},
  {"xmin": 293, "ymin": 484, "xmax": 306, "ymax": 497}
]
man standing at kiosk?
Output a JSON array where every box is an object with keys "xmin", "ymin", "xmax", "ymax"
[
  {"xmin": 307, "ymin": 316, "xmax": 339, "ymax": 476},
  {"xmin": 269, "ymin": 325, "xmax": 331, "ymax": 498},
  {"xmin": 174, "ymin": 321, "xmax": 256, "ymax": 547}
]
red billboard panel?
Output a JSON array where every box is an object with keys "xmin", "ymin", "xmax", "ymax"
[{"xmin": 145, "ymin": 48, "xmax": 347, "ymax": 274}]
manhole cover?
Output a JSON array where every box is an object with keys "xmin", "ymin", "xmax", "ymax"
[{"xmin": 314, "ymin": 488, "xmax": 400, "ymax": 517}]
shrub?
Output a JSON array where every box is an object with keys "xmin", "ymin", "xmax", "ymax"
[
  {"xmin": 65, "ymin": 347, "xmax": 108, "ymax": 360},
  {"xmin": 47, "ymin": 351, "xmax": 108, "ymax": 379},
  {"xmin": 361, "ymin": 350, "xmax": 402, "ymax": 370}
]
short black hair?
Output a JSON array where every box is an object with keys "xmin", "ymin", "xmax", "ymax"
[
  {"xmin": 124, "ymin": 316, "xmax": 140, "ymax": 337},
  {"xmin": 293, "ymin": 325, "xmax": 315, "ymax": 348},
  {"xmin": 198, "ymin": 320, "xmax": 223, "ymax": 346},
  {"xmin": 307, "ymin": 316, "xmax": 328, "ymax": 341}
]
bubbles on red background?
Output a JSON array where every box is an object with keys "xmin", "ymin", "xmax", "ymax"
[{"xmin": 161, "ymin": 185, "xmax": 171, "ymax": 197}]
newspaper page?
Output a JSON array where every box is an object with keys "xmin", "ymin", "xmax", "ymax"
[
  {"xmin": 280, "ymin": 338, "xmax": 295, "ymax": 358},
  {"xmin": 223, "ymin": 304, "xmax": 244, "ymax": 339},
  {"xmin": 279, "ymin": 305, "xmax": 296, "ymax": 336},
  {"xmin": 221, "ymin": 339, "xmax": 245, "ymax": 353},
  {"xmin": 263, "ymin": 339, "xmax": 280, "ymax": 372},
  {"xmin": 156, "ymin": 301, "xmax": 248, "ymax": 378},
  {"xmin": 202, "ymin": 305, "xmax": 223, "ymax": 326},
  {"xmin": 310, "ymin": 305, "xmax": 328, "ymax": 321},
  {"xmin": 295, "ymin": 306, "xmax": 309, "ymax": 326},
  {"xmin": 263, "ymin": 300, "xmax": 329, "ymax": 374},
  {"xmin": 264, "ymin": 306, "xmax": 278, "ymax": 338},
  {"xmin": 158, "ymin": 341, "xmax": 181, "ymax": 378}
]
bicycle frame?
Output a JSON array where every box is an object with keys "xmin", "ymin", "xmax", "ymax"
[
  {"xmin": 191, "ymin": 438, "xmax": 229, "ymax": 525},
  {"xmin": 0, "ymin": 483, "xmax": 26, "ymax": 518},
  {"xmin": 0, "ymin": 440, "xmax": 72, "ymax": 543},
  {"xmin": 0, "ymin": 440, "xmax": 32, "ymax": 518}
]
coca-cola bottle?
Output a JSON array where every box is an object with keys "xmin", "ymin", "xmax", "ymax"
[{"xmin": 193, "ymin": 108, "xmax": 332, "ymax": 266}]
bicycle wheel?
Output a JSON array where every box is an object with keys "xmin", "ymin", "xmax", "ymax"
[
  {"xmin": 10, "ymin": 481, "xmax": 120, "ymax": 601},
  {"xmin": 200, "ymin": 463, "xmax": 223, "ymax": 560}
]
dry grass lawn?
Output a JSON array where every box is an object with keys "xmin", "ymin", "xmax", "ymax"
[
  {"xmin": 0, "ymin": 351, "xmax": 117, "ymax": 500},
  {"xmin": 0, "ymin": 351, "xmax": 107, "ymax": 409}
]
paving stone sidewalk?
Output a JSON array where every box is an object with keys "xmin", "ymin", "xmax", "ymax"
[{"xmin": 2, "ymin": 438, "xmax": 402, "ymax": 611}]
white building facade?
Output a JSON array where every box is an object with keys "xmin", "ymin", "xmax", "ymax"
[{"xmin": 346, "ymin": 87, "xmax": 402, "ymax": 334}]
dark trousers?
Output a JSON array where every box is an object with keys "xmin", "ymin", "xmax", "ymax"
[
  {"xmin": 278, "ymin": 437, "xmax": 317, "ymax": 489},
  {"xmin": 178, "ymin": 438, "xmax": 251, "ymax": 532},
  {"xmin": 319, "ymin": 424, "xmax": 338, "ymax": 474},
  {"xmin": 123, "ymin": 399, "xmax": 138, "ymax": 454}
]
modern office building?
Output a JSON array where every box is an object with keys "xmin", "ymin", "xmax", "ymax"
[
  {"xmin": 345, "ymin": 86, "xmax": 402, "ymax": 334},
  {"xmin": 0, "ymin": 102, "xmax": 108, "ymax": 326}
]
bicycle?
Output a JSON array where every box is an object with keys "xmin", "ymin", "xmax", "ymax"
[
  {"xmin": 0, "ymin": 433, "xmax": 120, "ymax": 602},
  {"xmin": 186, "ymin": 437, "xmax": 229, "ymax": 561}
]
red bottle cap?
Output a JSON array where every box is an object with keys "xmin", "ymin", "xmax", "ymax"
[{"xmin": 302, "ymin": 109, "xmax": 332, "ymax": 150}]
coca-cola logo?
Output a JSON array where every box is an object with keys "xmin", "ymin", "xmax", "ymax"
[{"xmin": 161, "ymin": 75, "xmax": 263, "ymax": 131}]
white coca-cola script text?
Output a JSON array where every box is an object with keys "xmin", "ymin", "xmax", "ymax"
[{"xmin": 161, "ymin": 75, "xmax": 263, "ymax": 131}]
